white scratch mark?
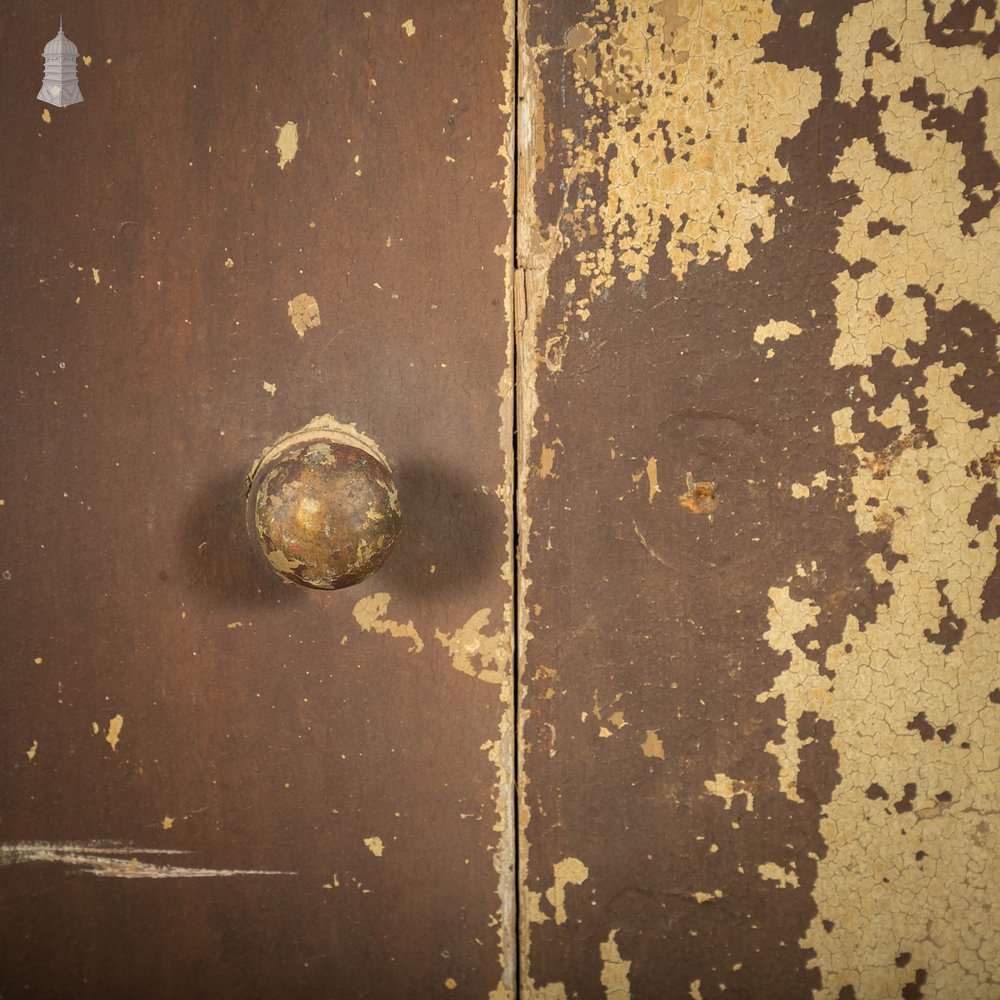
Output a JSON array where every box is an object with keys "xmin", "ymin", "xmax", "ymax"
[{"xmin": 0, "ymin": 842, "xmax": 296, "ymax": 879}]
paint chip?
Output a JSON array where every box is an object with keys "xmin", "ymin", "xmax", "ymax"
[
  {"xmin": 91, "ymin": 268, "xmax": 100, "ymax": 286},
  {"xmin": 600, "ymin": 930, "xmax": 632, "ymax": 999},
  {"xmin": 274, "ymin": 121, "xmax": 299, "ymax": 170},
  {"xmin": 262, "ymin": 381, "xmax": 277, "ymax": 397},
  {"xmin": 753, "ymin": 319, "xmax": 803, "ymax": 344},
  {"xmin": 641, "ymin": 730, "xmax": 665, "ymax": 759},
  {"xmin": 106, "ymin": 714, "xmax": 123, "ymax": 752},
  {"xmin": 402, "ymin": 19, "xmax": 416, "ymax": 36},
  {"xmin": 545, "ymin": 857, "xmax": 589, "ymax": 925},
  {"xmin": 353, "ymin": 593, "xmax": 424, "ymax": 653},
  {"xmin": 41, "ymin": 108, "xmax": 51, "ymax": 123},
  {"xmin": 287, "ymin": 293, "xmax": 321, "ymax": 338},
  {"xmin": 224, "ymin": 257, "xmax": 234, "ymax": 269},
  {"xmin": 646, "ymin": 457, "xmax": 660, "ymax": 503},
  {"xmin": 363, "ymin": 836, "xmax": 384, "ymax": 857},
  {"xmin": 25, "ymin": 740, "xmax": 38, "ymax": 761},
  {"xmin": 162, "ymin": 817, "xmax": 174, "ymax": 830}
]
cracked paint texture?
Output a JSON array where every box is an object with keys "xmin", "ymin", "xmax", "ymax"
[{"xmin": 519, "ymin": 0, "xmax": 999, "ymax": 996}]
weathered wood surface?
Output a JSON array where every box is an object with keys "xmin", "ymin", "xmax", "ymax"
[
  {"xmin": 0, "ymin": 4, "xmax": 514, "ymax": 997},
  {"xmin": 517, "ymin": 2, "xmax": 1000, "ymax": 998}
]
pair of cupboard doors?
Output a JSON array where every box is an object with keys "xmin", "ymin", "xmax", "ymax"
[{"xmin": 2, "ymin": 2, "xmax": 998, "ymax": 998}]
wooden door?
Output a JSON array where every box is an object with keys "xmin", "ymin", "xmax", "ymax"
[
  {"xmin": 5, "ymin": 2, "xmax": 999, "ymax": 999},
  {"xmin": 1, "ymin": 3, "xmax": 514, "ymax": 998},
  {"xmin": 517, "ymin": 2, "xmax": 999, "ymax": 999}
]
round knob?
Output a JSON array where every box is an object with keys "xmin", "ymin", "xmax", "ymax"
[{"xmin": 246, "ymin": 416, "xmax": 402, "ymax": 590}]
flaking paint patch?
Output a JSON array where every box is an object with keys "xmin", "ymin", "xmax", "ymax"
[
  {"xmin": 485, "ymin": 2, "xmax": 518, "ymax": 996},
  {"xmin": 758, "ymin": 862, "xmax": 799, "ymax": 890},
  {"xmin": 645, "ymin": 457, "xmax": 660, "ymax": 504},
  {"xmin": 0, "ymin": 842, "xmax": 295, "ymax": 879},
  {"xmin": 559, "ymin": 0, "xmax": 821, "ymax": 324},
  {"xmin": 435, "ymin": 608, "xmax": 509, "ymax": 684},
  {"xmin": 105, "ymin": 714, "xmax": 123, "ymax": 752},
  {"xmin": 352, "ymin": 593, "xmax": 423, "ymax": 653},
  {"xmin": 363, "ymin": 836, "xmax": 384, "ymax": 857},
  {"xmin": 402, "ymin": 19, "xmax": 416, "ymax": 36},
  {"xmin": 756, "ymin": 4, "xmax": 1000, "ymax": 994},
  {"xmin": 25, "ymin": 740, "xmax": 37, "ymax": 761},
  {"xmin": 754, "ymin": 319, "xmax": 803, "ymax": 345},
  {"xmin": 287, "ymin": 293, "xmax": 321, "ymax": 338},
  {"xmin": 703, "ymin": 773, "xmax": 754, "ymax": 812},
  {"xmin": 41, "ymin": 109, "xmax": 51, "ymax": 124},
  {"xmin": 600, "ymin": 930, "xmax": 631, "ymax": 999},
  {"xmin": 641, "ymin": 729, "xmax": 665, "ymax": 759},
  {"xmin": 544, "ymin": 857, "xmax": 589, "ymax": 926},
  {"xmin": 274, "ymin": 121, "xmax": 299, "ymax": 169}
]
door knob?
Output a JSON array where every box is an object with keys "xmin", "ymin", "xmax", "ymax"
[{"xmin": 246, "ymin": 416, "xmax": 402, "ymax": 590}]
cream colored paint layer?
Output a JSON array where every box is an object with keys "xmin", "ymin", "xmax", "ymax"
[
  {"xmin": 274, "ymin": 121, "xmax": 299, "ymax": 169},
  {"xmin": 544, "ymin": 857, "xmax": 589, "ymax": 926},
  {"xmin": 105, "ymin": 713, "xmax": 123, "ymax": 751},
  {"xmin": 600, "ymin": 930, "xmax": 632, "ymax": 999},
  {"xmin": 352, "ymin": 593, "xmax": 423, "ymax": 653},
  {"xmin": 287, "ymin": 293, "xmax": 321, "ymax": 338},
  {"xmin": 562, "ymin": 0, "xmax": 820, "ymax": 315},
  {"xmin": 758, "ymin": 4, "xmax": 1000, "ymax": 995},
  {"xmin": 435, "ymin": 608, "xmax": 508, "ymax": 684}
]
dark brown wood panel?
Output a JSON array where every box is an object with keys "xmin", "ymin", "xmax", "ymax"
[
  {"xmin": 517, "ymin": 2, "xmax": 1000, "ymax": 998},
  {"xmin": 1, "ymin": 3, "xmax": 514, "ymax": 998}
]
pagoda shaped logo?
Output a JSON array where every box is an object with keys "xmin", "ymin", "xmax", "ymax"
[{"xmin": 38, "ymin": 18, "xmax": 83, "ymax": 108}]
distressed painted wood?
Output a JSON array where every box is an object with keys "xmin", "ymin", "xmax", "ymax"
[
  {"xmin": 0, "ymin": 3, "xmax": 514, "ymax": 997},
  {"xmin": 517, "ymin": 1, "xmax": 999, "ymax": 998}
]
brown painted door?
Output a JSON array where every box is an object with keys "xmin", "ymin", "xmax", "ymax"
[
  {"xmin": 5, "ymin": 2, "xmax": 999, "ymax": 999},
  {"xmin": 1, "ymin": 4, "xmax": 514, "ymax": 998},
  {"xmin": 517, "ymin": 2, "xmax": 1000, "ymax": 999}
]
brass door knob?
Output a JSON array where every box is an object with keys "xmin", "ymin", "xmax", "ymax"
[{"xmin": 246, "ymin": 416, "xmax": 402, "ymax": 590}]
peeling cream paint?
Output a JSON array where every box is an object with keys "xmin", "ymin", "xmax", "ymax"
[
  {"xmin": 758, "ymin": 862, "xmax": 799, "ymax": 890},
  {"xmin": 645, "ymin": 457, "xmax": 660, "ymax": 504},
  {"xmin": 363, "ymin": 836, "xmax": 384, "ymax": 857},
  {"xmin": 544, "ymin": 857, "xmax": 589, "ymax": 926},
  {"xmin": 756, "ymin": 4, "xmax": 1000, "ymax": 995},
  {"xmin": 641, "ymin": 729, "xmax": 665, "ymax": 759},
  {"xmin": 435, "ymin": 608, "xmax": 509, "ymax": 684},
  {"xmin": 41, "ymin": 108, "xmax": 51, "ymax": 124},
  {"xmin": 91, "ymin": 267, "xmax": 100, "ymax": 286},
  {"xmin": 105, "ymin": 714, "xmax": 123, "ymax": 752},
  {"xmin": 703, "ymin": 773, "xmax": 754, "ymax": 812},
  {"xmin": 287, "ymin": 293, "xmax": 321, "ymax": 338},
  {"xmin": 600, "ymin": 930, "xmax": 631, "ymax": 999},
  {"xmin": 692, "ymin": 889, "xmax": 723, "ymax": 903},
  {"xmin": 25, "ymin": 740, "xmax": 37, "ymax": 762},
  {"xmin": 754, "ymin": 319, "xmax": 803, "ymax": 345},
  {"xmin": 402, "ymin": 18, "xmax": 416, "ymax": 36},
  {"xmin": 274, "ymin": 121, "xmax": 299, "ymax": 170},
  {"xmin": 559, "ymin": 0, "xmax": 821, "ymax": 331},
  {"xmin": 352, "ymin": 593, "xmax": 423, "ymax": 653},
  {"xmin": 262, "ymin": 381, "xmax": 277, "ymax": 396},
  {"xmin": 0, "ymin": 842, "xmax": 295, "ymax": 879}
]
